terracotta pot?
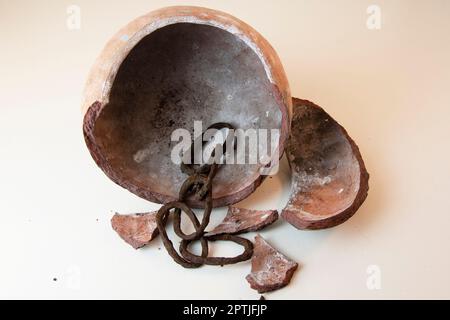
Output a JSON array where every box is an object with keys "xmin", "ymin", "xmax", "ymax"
[{"xmin": 82, "ymin": 6, "xmax": 292, "ymax": 208}]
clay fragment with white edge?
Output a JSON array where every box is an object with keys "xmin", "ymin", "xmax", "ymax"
[
  {"xmin": 111, "ymin": 212, "xmax": 159, "ymax": 249},
  {"xmin": 282, "ymin": 98, "xmax": 369, "ymax": 230},
  {"xmin": 246, "ymin": 235, "xmax": 298, "ymax": 293},
  {"xmin": 206, "ymin": 207, "xmax": 278, "ymax": 237}
]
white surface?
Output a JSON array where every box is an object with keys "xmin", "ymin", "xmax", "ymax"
[{"xmin": 1, "ymin": 0, "xmax": 450, "ymax": 299}]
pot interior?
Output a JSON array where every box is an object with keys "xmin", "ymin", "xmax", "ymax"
[{"xmin": 93, "ymin": 23, "xmax": 282, "ymax": 201}]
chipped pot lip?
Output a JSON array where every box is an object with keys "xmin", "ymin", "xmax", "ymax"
[
  {"xmin": 82, "ymin": 6, "xmax": 292, "ymax": 208},
  {"xmin": 281, "ymin": 98, "xmax": 369, "ymax": 230}
]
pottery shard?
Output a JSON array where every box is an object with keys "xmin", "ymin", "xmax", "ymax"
[
  {"xmin": 246, "ymin": 235, "xmax": 298, "ymax": 293},
  {"xmin": 111, "ymin": 212, "xmax": 159, "ymax": 249},
  {"xmin": 206, "ymin": 207, "xmax": 278, "ymax": 237},
  {"xmin": 282, "ymin": 98, "xmax": 369, "ymax": 230}
]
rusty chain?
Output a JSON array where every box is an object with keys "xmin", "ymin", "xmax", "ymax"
[{"xmin": 156, "ymin": 123, "xmax": 254, "ymax": 268}]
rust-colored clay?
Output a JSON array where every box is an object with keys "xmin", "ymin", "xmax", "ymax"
[
  {"xmin": 246, "ymin": 235, "xmax": 298, "ymax": 293},
  {"xmin": 206, "ymin": 207, "xmax": 278, "ymax": 236},
  {"xmin": 282, "ymin": 98, "xmax": 369, "ymax": 230},
  {"xmin": 111, "ymin": 212, "xmax": 159, "ymax": 249}
]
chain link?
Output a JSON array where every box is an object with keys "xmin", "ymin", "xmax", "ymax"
[{"xmin": 156, "ymin": 123, "xmax": 254, "ymax": 268}]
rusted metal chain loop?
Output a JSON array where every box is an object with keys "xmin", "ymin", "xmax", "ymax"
[
  {"xmin": 179, "ymin": 234, "xmax": 254, "ymax": 266},
  {"xmin": 195, "ymin": 163, "xmax": 218, "ymax": 201},
  {"xmin": 156, "ymin": 122, "xmax": 253, "ymax": 269},
  {"xmin": 156, "ymin": 201, "xmax": 208, "ymax": 268},
  {"xmin": 173, "ymin": 175, "xmax": 213, "ymax": 241},
  {"xmin": 180, "ymin": 122, "xmax": 235, "ymax": 177}
]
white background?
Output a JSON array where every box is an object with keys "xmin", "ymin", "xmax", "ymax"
[{"xmin": 1, "ymin": 0, "xmax": 450, "ymax": 299}]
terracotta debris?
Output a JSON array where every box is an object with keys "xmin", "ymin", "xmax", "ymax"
[
  {"xmin": 206, "ymin": 207, "xmax": 278, "ymax": 237},
  {"xmin": 246, "ymin": 235, "xmax": 298, "ymax": 293},
  {"xmin": 111, "ymin": 212, "xmax": 159, "ymax": 249},
  {"xmin": 281, "ymin": 98, "xmax": 369, "ymax": 230}
]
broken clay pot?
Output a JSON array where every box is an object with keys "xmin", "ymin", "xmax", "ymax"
[
  {"xmin": 82, "ymin": 6, "xmax": 292, "ymax": 209},
  {"xmin": 246, "ymin": 235, "xmax": 298, "ymax": 293},
  {"xmin": 282, "ymin": 98, "xmax": 369, "ymax": 230},
  {"xmin": 206, "ymin": 207, "xmax": 278, "ymax": 237},
  {"xmin": 111, "ymin": 212, "xmax": 159, "ymax": 249}
]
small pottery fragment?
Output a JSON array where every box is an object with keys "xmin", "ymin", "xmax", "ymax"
[
  {"xmin": 111, "ymin": 212, "xmax": 159, "ymax": 249},
  {"xmin": 246, "ymin": 235, "xmax": 298, "ymax": 293},
  {"xmin": 207, "ymin": 207, "xmax": 278, "ymax": 236},
  {"xmin": 282, "ymin": 98, "xmax": 369, "ymax": 230}
]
